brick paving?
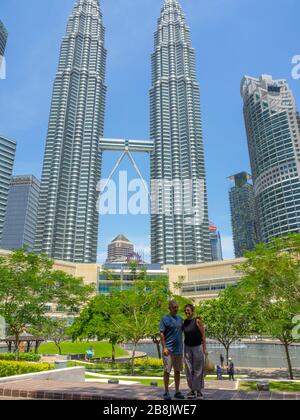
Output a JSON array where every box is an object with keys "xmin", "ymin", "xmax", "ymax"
[{"xmin": 0, "ymin": 379, "xmax": 299, "ymax": 400}]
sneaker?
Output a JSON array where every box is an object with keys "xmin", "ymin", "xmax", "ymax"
[
  {"xmin": 187, "ymin": 391, "xmax": 196, "ymax": 400},
  {"xmin": 174, "ymin": 392, "xmax": 185, "ymax": 400},
  {"xmin": 197, "ymin": 391, "xmax": 204, "ymax": 400},
  {"xmin": 163, "ymin": 392, "xmax": 172, "ymax": 401}
]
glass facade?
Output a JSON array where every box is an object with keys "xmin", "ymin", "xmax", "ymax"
[
  {"xmin": 0, "ymin": 175, "xmax": 40, "ymax": 251},
  {"xmin": 0, "ymin": 136, "xmax": 16, "ymax": 241},
  {"xmin": 150, "ymin": 0, "xmax": 211, "ymax": 264},
  {"xmin": 209, "ymin": 224, "xmax": 223, "ymax": 261},
  {"xmin": 0, "ymin": 20, "xmax": 7, "ymax": 58},
  {"xmin": 241, "ymin": 75, "xmax": 300, "ymax": 243},
  {"xmin": 99, "ymin": 263, "xmax": 168, "ymax": 295},
  {"xmin": 35, "ymin": 0, "xmax": 107, "ymax": 263},
  {"xmin": 229, "ymin": 172, "xmax": 260, "ymax": 258}
]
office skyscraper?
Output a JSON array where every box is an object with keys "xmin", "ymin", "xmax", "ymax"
[
  {"xmin": 209, "ymin": 223, "xmax": 223, "ymax": 261},
  {"xmin": 0, "ymin": 20, "xmax": 7, "ymax": 57},
  {"xmin": 229, "ymin": 172, "xmax": 259, "ymax": 258},
  {"xmin": 241, "ymin": 75, "xmax": 300, "ymax": 243},
  {"xmin": 0, "ymin": 20, "xmax": 7, "ymax": 78},
  {"xmin": 35, "ymin": 0, "xmax": 107, "ymax": 263},
  {"xmin": 150, "ymin": 0, "xmax": 211, "ymax": 264},
  {"xmin": 0, "ymin": 175, "xmax": 40, "ymax": 252},
  {"xmin": 0, "ymin": 136, "xmax": 16, "ymax": 241},
  {"xmin": 106, "ymin": 234, "xmax": 134, "ymax": 264}
]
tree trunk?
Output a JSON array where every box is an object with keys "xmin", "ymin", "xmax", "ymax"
[
  {"xmin": 131, "ymin": 342, "xmax": 137, "ymax": 376},
  {"xmin": 112, "ymin": 342, "xmax": 116, "ymax": 363},
  {"xmin": 225, "ymin": 345, "xmax": 230, "ymax": 366},
  {"xmin": 283, "ymin": 340, "xmax": 294, "ymax": 380},
  {"xmin": 14, "ymin": 333, "xmax": 20, "ymax": 361},
  {"xmin": 153, "ymin": 337, "xmax": 162, "ymax": 359},
  {"xmin": 55, "ymin": 341, "xmax": 62, "ymax": 355},
  {"xmin": 156, "ymin": 341, "xmax": 162, "ymax": 360}
]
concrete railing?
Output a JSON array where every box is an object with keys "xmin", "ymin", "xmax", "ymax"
[{"xmin": 0, "ymin": 366, "xmax": 85, "ymax": 384}]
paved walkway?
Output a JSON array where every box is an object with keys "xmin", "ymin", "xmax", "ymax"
[
  {"xmin": 0, "ymin": 379, "xmax": 299, "ymax": 400},
  {"xmin": 236, "ymin": 367, "xmax": 300, "ymax": 379}
]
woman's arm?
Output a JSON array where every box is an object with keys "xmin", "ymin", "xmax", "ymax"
[{"xmin": 196, "ymin": 318, "xmax": 208, "ymax": 357}]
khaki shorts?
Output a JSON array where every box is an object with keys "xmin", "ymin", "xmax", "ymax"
[{"xmin": 163, "ymin": 354, "xmax": 183, "ymax": 374}]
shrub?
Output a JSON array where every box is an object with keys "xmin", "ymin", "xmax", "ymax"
[
  {"xmin": 0, "ymin": 353, "xmax": 41, "ymax": 362},
  {"xmin": 0, "ymin": 360, "xmax": 52, "ymax": 378},
  {"xmin": 134, "ymin": 358, "xmax": 164, "ymax": 368}
]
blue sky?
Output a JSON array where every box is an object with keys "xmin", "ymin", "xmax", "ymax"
[{"xmin": 0, "ymin": 0, "xmax": 299, "ymax": 262}]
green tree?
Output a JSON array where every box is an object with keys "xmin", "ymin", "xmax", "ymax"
[
  {"xmin": 199, "ymin": 286, "xmax": 257, "ymax": 364},
  {"xmin": 0, "ymin": 250, "xmax": 93, "ymax": 357},
  {"xmin": 70, "ymin": 293, "xmax": 124, "ymax": 362},
  {"xmin": 147, "ymin": 276, "xmax": 170, "ymax": 360},
  {"xmin": 237, "ymin": 234, "xmax": 300, "ymax": 311},
  {"xmin": 258, "ymin": 301, "xmax": 298, "ymax": 379},
  {"xmin": 237, "ymin": 234, "xmax": 300, "ymax": 379},
  {"xmin": 112, "ymin": 280, "xmax": 169, "ymax": 374},
  {"xmin": 127, "ymin": 260, "xmax": 146, "ymax": 281},
  {"xmin": 30, "ymin": 319, "xmax": 70, "ymax": 355}
]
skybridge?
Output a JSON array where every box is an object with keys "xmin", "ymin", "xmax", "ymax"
[
  {"xmin": 99, "ymin": 138, "xmax": 154, "ymax": 153},
  {"xmin": 99, "ymin": 138, "xmax": 154, "ymax": 198}
]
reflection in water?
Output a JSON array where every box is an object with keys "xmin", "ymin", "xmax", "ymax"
[{"xmin": 124, "ymin": 342, "xmax": 300, "ymax": 368}]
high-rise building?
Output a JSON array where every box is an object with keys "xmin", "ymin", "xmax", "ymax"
[
  {"xmin": 150, "ymin": 0, "xmax": 211, "ymax": 264},
  {"xmin": 0, "ymin": 20, "xmax": 8, "ymax": 57},
  {"xmin": 209, "ymin": 223, "xmax": 223, "ymax": 261},
  {"xmin": 241, "ymin": 75, "xmax": 300, "ymax": 243},
  {"xmin": 0, "ymin": 175, "xmax": 40, "ymax": 252},
  {"xmin": 229, "ymin": 172, "xmax": 259, "ymax": 258},
  {"xmin": 0, "ymin": 136, "xmax": 16, "ymax": 241},
  {"xmin": 35, "ymin": 0, "xmax": 107, "ymax": 263},
  {"xmin": 106, "ymin": 235, "xmax": 134, "ymax": 264}
]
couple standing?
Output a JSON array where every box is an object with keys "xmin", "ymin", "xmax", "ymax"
[{"xmin": 160, "ymin": 300, "xmax": 208, "ymax": 401}]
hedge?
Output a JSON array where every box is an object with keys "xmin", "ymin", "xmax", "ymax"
[
  {"xmin": 0, "ymin": 353, "xmax": 41, "ymax": 362},
  {"xmin": 0, "ymin": 360, "xmax": 52, "ymax": 378},
  {"xmin": 134, "ymin": 358, "xmax": 164, "ymax": 368}
]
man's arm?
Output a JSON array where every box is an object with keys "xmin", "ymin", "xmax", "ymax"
[{"xmin": 160, "ymin": 331, "xmax": 169, "ymax": 357}]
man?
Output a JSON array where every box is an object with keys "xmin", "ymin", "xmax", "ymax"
[
  {"xmin": 160, "ymin": 300, "xmax": 185, "ymax": 400},
  {"xmin": 228, "ymin": 358, "xmax": 235, "ymax": 381},
  {"xmin": 220, "ymin": 354, "xmax": 224, "ymax": 368},
  {"xmin": 85, "ymin": 346, "xmax": 94, "ymax": 361}
]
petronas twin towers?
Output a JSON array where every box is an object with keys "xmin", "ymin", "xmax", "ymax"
[{"xmin": 35, "ymin": 0, "xmax": 211, "ymax": 265}]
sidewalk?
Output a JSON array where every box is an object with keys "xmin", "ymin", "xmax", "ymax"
[{"xmin": 0, "ymin": 379, "xmax": 299, "ymax": 400}]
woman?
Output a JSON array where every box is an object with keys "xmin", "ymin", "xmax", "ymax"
[{"xmin": 183, "ymin": 304, "xmax": 208, "ymax": 400}]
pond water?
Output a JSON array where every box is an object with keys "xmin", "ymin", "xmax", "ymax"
[{"xmin": 124, "ymin": 342, "xmax": 300, "ymax": 369}]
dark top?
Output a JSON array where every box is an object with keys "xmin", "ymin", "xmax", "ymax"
[
  {"xmin": 160, "ymin": 314, "xmax": 183, "ymax": 355},
  {"xmin": 228, "ymin": 362, "xmax": 235, "ymax": 374},
  {"xmin": 183, "ymin": 318, "xmax": 203, "ymax": 347}
]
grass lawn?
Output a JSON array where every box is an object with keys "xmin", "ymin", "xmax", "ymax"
[
  {"xmin": 38, "ymin": 341, "xmax": 128, "ymax": 358},
  {"xmin": 240, "ymin": 381, "xmax": 300, "ymax": 393},
  {"xmin": 85, "ymin": 374, "xmax": 164, "ymax": 388},
  {"xmin": 86, "ymin": 367, "xmax": 164, "ymax": 377}
]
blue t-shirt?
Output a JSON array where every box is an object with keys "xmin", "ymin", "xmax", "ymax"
[{"xmin": 160, "ymin": 314, "xmax": 183, "ymax": 356}]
